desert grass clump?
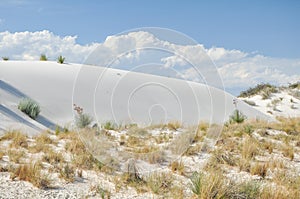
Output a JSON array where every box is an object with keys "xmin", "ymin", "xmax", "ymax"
[
  {"xmin": 231, "ymin": 181, "xmax": 261, "ymax": 199},
  {"xmin": 241, "ymin": 136, "xmax": 259, "ymax": 160},
  {"xmin": 11, "ymin": 163, "xmax": 51, "ymax": 188},
  {"xmin": 57, "ymin": 55, "xmax": 65, "ymax": 64},
  {"xmin": 170, "ymin": 160, "xmax": 185, "ymax": 175},
  {"xmin": 167, "ymin": 121, "xmax": 181, "ymax": 131},
  {"xmin": 35, "ymin": 133, "xmax": 54, "ymax": 145},
  {"xmin": 261, "ymin": 139, "xmax": 275, "ymax": 154},
  {"xmin": 260, "ymin": 184, "xmax": 294, "ymax": 199},
  {"xmin": 281, "ymin": 144, "xmax": 294, "ymax": 160},
  {"xmin": 59, "ymin": 164, "xmax": 75, "ymax": 183},
  {"xmin": 40, "ymin": 54, "xmax": 47, "ymax": 61},
  {"xmin": 7, "ymin": 149, "xmax": 25, "ymax": 163},
  {"xmin": 0, "ymin": 131, "xmax": 28, "ymax": 148},
  {"xmin": 250, "ymin": 162, "xmax": 268, "ymax": 178},
  {"xmin": 42, "ymin": 150, "xmax": 65, "ymax": 165},
  {"xmin": 210, "ymin": 149, "xmax": 237, "ymax": 167},
  {"xmin": 189, "ymin": 170, "xmax": 228, "ymax": 198},
  {"xmin": 146, "ymin": 172, "xmax": 173, "ymax": 195},
  {"xmin": 18, "ymin": 98, "xmax": 41, "ymax": 119}
]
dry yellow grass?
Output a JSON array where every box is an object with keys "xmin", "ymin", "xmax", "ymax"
[
  {"xmin": 11, "ymin": 162, "xmax": 51, "ymax": 189},
  {"xmin": 0, "ymin": 131, "xmax": 28, "ymax": 148},
  {"xmin": 7, "ymin": 149, "xmax": 26, "ymax": 163},
  {"xmin": 241, "ymin": 136, "xmax": 260, "ymax": 160},
  {"xmin": 250, "ymin": 162, "xmax": 268, "ymax": 178},
  {"xmin": 281, "ymin": 144, "xmax": 294, "ymax": 160},
  {"xmin": 170, "ymin": 160, "xmax": 185, "ymax": 175}
]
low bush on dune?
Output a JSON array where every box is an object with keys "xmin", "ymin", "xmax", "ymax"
[
  {"xmin": 18, "ymin": 98, "xmax": 41, "ymax": 120},
  {"xmin": 57, "ymin": 55, "xmax": 65, "ymax": 64},
  {"xmin": 40, "ymin": 54, "xmax": 47, "ymax": 61},
  {"xmin": 2, "ymin": 56, "xmax": 9, "ymax": 61},
  {"xmin": 73, "ymin": 104, "xmax": 93, "ymax": 128}
]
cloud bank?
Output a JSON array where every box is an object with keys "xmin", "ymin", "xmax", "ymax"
[{"xmin": 0, "ymin": 30, "xmax": 299, "ymax": 94}]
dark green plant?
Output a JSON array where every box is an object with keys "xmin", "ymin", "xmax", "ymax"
[
  {"xmin": 230, "ymin": 109, "xmax": 246, "ymax": 124},
  {"xmin": 18, "ymin": 98, "xmax": 41, "ymax": 119},
  {"xmin": 57, "ymin": 55, "xmax": 65, "ymax": 64},
  {"xmin": 2, "ymin": 57, "xmax": 9, "ymax": 61},
  {"xmin": 40, "ymin": 54, "xmax": 47, "ymax": 61}
]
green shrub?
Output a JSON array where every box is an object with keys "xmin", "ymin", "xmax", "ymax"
[
  {"xmin": 230, "ymin": 109, "xmax": 246, "ymax": 124},
  {"xmin": 75, "ymin": 113, "xmax": 92, "ymax": 128},
  {"xmin": 103, "ymin": 121, "xmax": 117, "ymax": 130},
  {"xmin": 243, "ymin": 100, "xmax": 256, "ymax": 106},
  {"xmin": 57, "ymin": 55, "xmax": 65, "ymax": 64},
  {"xmin": 40, "ymin": 54, "xmax": 47, "ymax": 61},
  {"xmin": 2, "ymin": 57, "xmax": 9, "ymax": 61},
  {"xmin": 18, "ymin": 98, "xmax": 41, "ymax": 119}
]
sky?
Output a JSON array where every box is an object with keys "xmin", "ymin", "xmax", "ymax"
[{"xmin": 0, "ymin": 0, "xmax": 299, "ymax": 95}]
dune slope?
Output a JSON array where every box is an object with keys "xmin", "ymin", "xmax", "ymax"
[{"xmin": 0, "ymin": 61, "xmax": 271, "ymax": 134}]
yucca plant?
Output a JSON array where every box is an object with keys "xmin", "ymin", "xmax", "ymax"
[
  {"xmin": 57, "ymin": 55, "xmax": 65, "ymax": 64},
  {"xmin": 230, "ymin": 109, "xmax": 246, "ymax": 124},
  {"xmin": 40, "ymin": 54, "xmax": 47, "ymax": 61},
  {"xmin": 18, "ymin": 98, "xmax": 41, "ymax": 119}
]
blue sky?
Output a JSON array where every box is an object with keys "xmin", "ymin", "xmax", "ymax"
[
  {"xmin": 0, "ymin": 0, "xmax": 299, "ymax": 95},
  {"xmin": 0, "ymin": 0, "xmax": 299, "ymax": 58}
]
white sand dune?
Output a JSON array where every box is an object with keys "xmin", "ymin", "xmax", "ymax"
[{"xmin": 0, "ymin": 61, "xmax": 271, "ymax": 134}]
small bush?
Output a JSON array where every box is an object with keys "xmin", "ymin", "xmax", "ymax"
[
  {"xmin": 243, "ymin": 100, "xmax": 256, "ymax": 106},
  {"xmin": 40, "ymin": 54, "xmax": 47, "ymax": 61},
  {"xmin": 18, "ymin": 98, "xmax": 41, "ymax": 119},
  {"xmin": 75, "ymin": 113, "xmax": 92, "ymax": 128},
  {"xmin": 57, "ymin": 55, "xmax": 65, "ymax": 64},
  {"xmin": 230, "ymin": 109, "xmax": 246, "ymax": 123},
  {"xmin": 2, "ymin": 57, "xmax": 9, "ymax": 61},
  {"xmin": 73, "ymin": 104, "xmax": 92, "ymax": 128}
]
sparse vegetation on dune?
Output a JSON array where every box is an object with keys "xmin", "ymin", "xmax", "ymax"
[
  {"xmin": 238, "ymin": 83, "xmax": 277, "ymax": 98},
  {"xmin": 0, "ymin": 117, "xmax": 300, "ymax": 198}
]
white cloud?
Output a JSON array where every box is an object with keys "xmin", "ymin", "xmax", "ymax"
[{"xmin": 0, "ymin": 30, "xmax": 299, "ymax": 93}]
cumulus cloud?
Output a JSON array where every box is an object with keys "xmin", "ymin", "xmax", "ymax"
[
  {"xmin": 0, "ymin": 30, "xmax": 299, "ymax": 93},
  {"xmin": 0, "ymin": 30, "xmax": 98, "ymax": 63}
]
